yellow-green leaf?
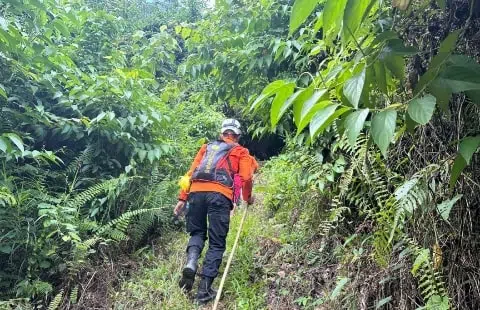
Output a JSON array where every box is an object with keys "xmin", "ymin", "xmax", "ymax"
[
  {"xmin": 270, "ymin": 83, "xmax": 295, "ymax": 128},
  {"xmin": 309, "ymin": 103, "xmax": 338, "ymax": 140},
  {"xmin": 289, "ymin": 0, "xmax": 319, "ymax": 35}
]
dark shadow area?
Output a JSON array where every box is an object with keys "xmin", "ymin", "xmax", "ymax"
[{"xmin": 241, "ymin": 133, "xmax": 285, "ymax": 161}]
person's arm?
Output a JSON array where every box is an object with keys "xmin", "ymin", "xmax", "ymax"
[
  {"xmin": 174, "ymin": 145, "xmax": 207, "ymax": 215},
  {"xmin": 238, "ymin": 149, "xmax": 254, "ymax": 204}
]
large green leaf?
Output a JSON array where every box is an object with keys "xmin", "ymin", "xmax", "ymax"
[
  {"xmin": 414, "ymin": 30, "xmax": 461, "ymax": 96},
  {"xmin": 250, "ymin": 80, "xmax": 287, "ymax": 111},
  {"xmin": 342, "ymin": 0, "xmax": 375, "ymax": 43},
  {"xmin": 374, "ymin": 61, "xmax": 388, "ymax": 94},
  {"xmin": 297, "ymin": 96, "xmax": 330, "ymax": 133},
  {"xmin": 449, "ymin": 135, "xmax": 480, "ymax": 189},
  {"xmin": 407, "ymin": 94, "xmax": 436, "ymax": 125},
  {"xmin": 434, "ymin": 56, "xmax": 480, "ymax": 93},
  {"xmin": 371, "ymin": 110, "xmax": 397, "ymax": 157},
  {"xmin": 309, "ymin": 103, "xmax": 338, "ymax": 139},
  {"xmin": 428, "ymin": 78, "xmax": 452, "ymax": 111},
  {"xmin": 289, "ymin": 0, "xmax": 319, "ymax": 35},
  {"xmin": 384, "ymin": 55, "xmax": 405, "ymax": 82},
  {"xmin": 344, "ymin": 108, "xmax": 369, "ymax": 145},
  {"xmin": 270, "ymin": 83, "xmax": 295, "ymax": 128},
  {"xmin": 323, "ymin": 0, "xmax": 348, "ymax": 40},
  {"xmin": 292, "ymin": 86, "xmax": 315, "ymax": 126},
  {"xmin": 437, "ymin": 195, "xmax": 463, "ymax": 222},
  {"xmin": 458, "ymin": 136, "xmax": 480, "ymax": 163},
  {"xmin": 449, "ymin": 156, "xmax": 466, "ymax": 190},
  {"xmin": 343, "ymin": 69, "xmax": 366, "ymax": 108},
  {"xmin": 296, "ymin": 89, "xmax": 328, "ymax": 131},
  {"xmin": 4, "ymin": 133, "xmax": 24, "ymax": 153}
]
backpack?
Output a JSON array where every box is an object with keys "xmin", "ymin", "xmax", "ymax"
[{"xmin": 191, "ymin": 140, "xmax": 239, "ymax": 188}]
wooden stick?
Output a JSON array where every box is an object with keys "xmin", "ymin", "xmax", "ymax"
[{"xmin": 212, "ymin": 203, "xmax": 249, "ymax": 310}]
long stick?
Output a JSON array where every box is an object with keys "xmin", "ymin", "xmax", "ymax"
[{"xmin": 212, "ymin": 203, "xmax": 249, "ymax": 310}]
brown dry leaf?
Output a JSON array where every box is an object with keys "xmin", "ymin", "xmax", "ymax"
[
  {"xmin": 392, "ymin": 0, "xmax": 410, "ymax": 10},
  {"xmin": 433, "ymin": 242, "xmax": 443, "ymax": 270}
]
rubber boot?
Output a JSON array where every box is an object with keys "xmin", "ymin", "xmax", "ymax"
[
  {"xmin": 178, "ymin": 246, "xmax": 200, "ymax": 292},
  {"xmin": 195, "ymin": 276, "xmax": 217, "ymax": 304}
]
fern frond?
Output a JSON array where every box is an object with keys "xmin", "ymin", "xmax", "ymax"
[
  {"xmin": 0, "ymin": 187, "xmax": 16, "ymax": 206},
  {"xmin": 403, "ymin": 237, "xmax": 449, "ymax": 307},
  {"xmin": 95, "ymin": 208, "xmax": 163, "ymax": 242},
  {"xmin": 65, "ymin": 145, "xmax": 95, "ymax": 176},
  {"xmin": 47, "ymin": 289, "xmax": 64, "ymax": 310},
  {"xmin": 69, "ymin": 286, "xmax": 78, "ymax": 305},
  {"xmin": 65, "ymin": 178, "xmax": 122, "ymax": 211}
]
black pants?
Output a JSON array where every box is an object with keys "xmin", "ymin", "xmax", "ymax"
[{"xmin": 186, "ymin": 192, "xmax": 232, "ymax": 278}]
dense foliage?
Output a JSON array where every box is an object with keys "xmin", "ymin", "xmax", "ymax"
[{"xmin": 1, "ymin": 0, "xmax": 480, "ymax": 309}]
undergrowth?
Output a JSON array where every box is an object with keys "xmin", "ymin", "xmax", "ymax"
[{"xmin": 112, "ymin": 201, "xmax": 271, "ymax": 310}]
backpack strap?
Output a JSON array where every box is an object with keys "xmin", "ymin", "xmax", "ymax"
[{"xmin": 224, "ymin": 143, "xmax": 239, "ymax": 176}]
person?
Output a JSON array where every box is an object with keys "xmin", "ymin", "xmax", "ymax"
[{"xmin": 173, "ymin": 118, "xmax": 255, "ymax": 304}]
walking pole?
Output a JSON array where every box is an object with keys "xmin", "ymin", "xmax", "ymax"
[{"xmin": 212, "ymin": 202, "xmax": 249, "ymax": 310}]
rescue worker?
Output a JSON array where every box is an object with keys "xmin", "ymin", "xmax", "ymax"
[{"xmin": 173, "ymin": 118, "xmax": 255, "ymax": 304}]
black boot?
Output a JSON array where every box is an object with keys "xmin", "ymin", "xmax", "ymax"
[
  {"xmin": 195, "ymin": 276, "xmax": 217, "ymax": 304},
  {"xmin": 179, "ymin": 246, "xmax": 200, "ymax": 292}
]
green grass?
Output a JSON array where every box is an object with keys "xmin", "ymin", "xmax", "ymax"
[{"xmin": 112, "ymin": 203, "xmax": 271, "ymax": 310}]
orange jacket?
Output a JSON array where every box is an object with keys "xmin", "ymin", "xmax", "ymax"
[
  {"xmin": 178, "ymin": 137, "xmax": 253, "ymax": 202},
  {"xmin": 249, "ymin": 155, "xmax": 259, "ymax": 174}
]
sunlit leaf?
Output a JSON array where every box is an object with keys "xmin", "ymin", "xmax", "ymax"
[
  {"xmin": 309, "ymin": 103, "xmax": 338, "ymax": 139},
  {"xmin": 292, "ymin": 86, "xmax": 315, "ymax": 126},
  {"xmin": 324, "ymin": 0, "xmax": 348, "ymax": 40},
  {"xmin": 296, "ymin": 89, "xmax": 329, "ymax": 131},
  {"xmin": 251, "ymin": 80, "xmax": 287, "ymax": 111},
  {"xmin": 343, "ymin": 0, "xmax": 375, "ymax": 43},
  {"xmin": 289, "ymin": 0, "xmax": 319, "ymax": 35},
  {"xmin": 271, "ymin": 83, "xmax": 295, "ymax": 128}
]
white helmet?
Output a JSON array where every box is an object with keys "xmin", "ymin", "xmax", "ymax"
[{"xmin": 221, "ymin": 118, "xmax": 242, "ymax": 135}]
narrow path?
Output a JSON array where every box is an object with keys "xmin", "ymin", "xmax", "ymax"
[{"xmin": 111, "ymin": 201, "xmax": 274, "ymax": 310}]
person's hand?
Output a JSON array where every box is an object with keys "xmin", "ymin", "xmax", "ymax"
[
  {"xmin": 174, "ymin": 200, "xmax": 186, "ymax": 216},
  {"xmin": 247, "ymin": 196, "xmax": 255, "ymax": 205},
  {"xmin": 230, "ymin": 204, "xmax": 237, "ymax": 217}
]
